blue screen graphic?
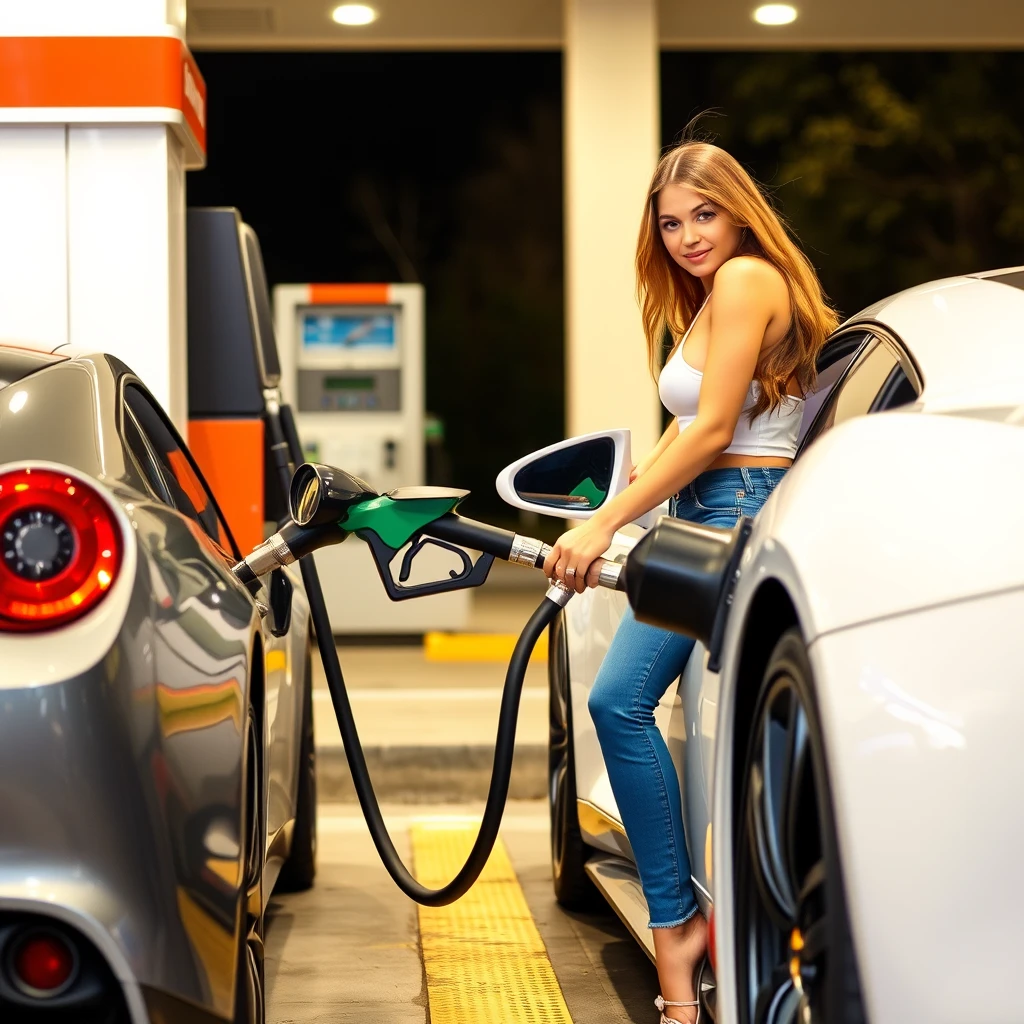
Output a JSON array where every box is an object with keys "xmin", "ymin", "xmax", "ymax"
[{"xmin": 302, "ymin": 312, "xmax": 396, "ymax": 350}]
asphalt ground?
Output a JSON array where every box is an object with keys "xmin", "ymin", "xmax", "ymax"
[{"xmin": 265, "ymin": 801, "xmax": 660, "ymax": 1024}]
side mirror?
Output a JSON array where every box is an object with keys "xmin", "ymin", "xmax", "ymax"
[
  {"xmin": 289, "ymin": 463, "xmax": 378, "ymax": 526},
  {"xmin": 495, "ymin": 430, "xmax": 631, "ymax": 520}
]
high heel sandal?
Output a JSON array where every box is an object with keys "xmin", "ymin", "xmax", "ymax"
[
  {"xmin": 654, "ymin": 954, "xmax": 707, "ymax": 1023},
  {"xmin": 654, "ymin": 994, "xmax": 699, "ymax": 1023}
]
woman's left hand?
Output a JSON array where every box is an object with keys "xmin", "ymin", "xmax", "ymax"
[{"xmin": 543, "ymin": 520, "xmax": 615, "ymax": 594}]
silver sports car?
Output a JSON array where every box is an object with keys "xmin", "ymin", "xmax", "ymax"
[{"xmin": 0, "ymin": 340, "xmax": 314, "ymax": 1023}]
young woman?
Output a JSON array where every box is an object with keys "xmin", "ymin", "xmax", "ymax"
[{"xmin": 542, "ymin": 140, "xmax": 839, "ymax": 1023}]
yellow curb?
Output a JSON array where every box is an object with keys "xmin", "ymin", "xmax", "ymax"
[
  {"xmin": 412, "ymin": 823, "xmax": 573, "ymax": 1023},
  {"xmin": 423, "ymin": 631, "xmax": 549, "ymax": 663}
]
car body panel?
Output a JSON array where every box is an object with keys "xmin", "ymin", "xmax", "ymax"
[
  {"xmin": 811, "ymin": 592, "xmax": 1024, "ymax": 1024},
  {"xmin": 754, "ymin": 409, "xmax": 1024, "ymax": 638},
  {"xmin": 0, "ymin": 349, "xmax": 310, "ymax": 1020}
]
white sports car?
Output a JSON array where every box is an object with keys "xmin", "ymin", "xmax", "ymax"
[{"xmin": 498, "ymin": 267, "xmax": 1024, "ymax": 1024}]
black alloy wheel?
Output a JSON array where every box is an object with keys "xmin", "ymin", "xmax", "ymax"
[
  {"xmin": 735, "ymin": 629, "xmax": 865, "ymax": 1024},
  {"xmin": 548, "ymin": 611, "xmax": 598, "ymax": 909},
  {"xmin": 276, "ymin": 639, "xmax": 318, "ymax": 892},
  {"xmin": 236, "ymin": 707, "xmax": 266, "ymax": 1024}
]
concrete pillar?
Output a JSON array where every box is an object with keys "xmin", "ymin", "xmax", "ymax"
[
  {"xmin": 563, "ymin": 0, "xmax": 661, "ymax": 459},
  {"xmin": 0, "ymin": 1, "xmax": 204, "ymax": 432}
]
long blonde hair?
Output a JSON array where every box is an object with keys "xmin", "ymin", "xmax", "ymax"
[{"xmin": 636, "ymin": 141, "xmax": 839, "ymax": 420}]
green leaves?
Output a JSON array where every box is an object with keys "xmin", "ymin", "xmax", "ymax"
[{"xmin": 664, "ymin": 52, "xmax": 1024, "ymax": 316}]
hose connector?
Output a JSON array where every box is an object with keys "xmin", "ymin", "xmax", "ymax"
[{"xmin": 596, "ymin": 558, "xmax": 625, "ymax": 591}]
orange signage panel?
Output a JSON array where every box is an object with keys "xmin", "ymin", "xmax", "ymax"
[{"xmin": 0, "ymin": 36, "xmax": 207, "ymax": 158}]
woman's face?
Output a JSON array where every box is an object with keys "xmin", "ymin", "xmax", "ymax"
[{"xmin": 657, "ymin": 184, "xmax": 744, "ymax": 284}]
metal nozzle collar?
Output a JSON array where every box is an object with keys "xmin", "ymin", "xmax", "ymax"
[
  {"xmin": 246, "ymin": 532, "xmax": 295, "ymax": 577},
  {"xmin": 509, "ymin": 534, "xmax": 547, "ymax": 569}
]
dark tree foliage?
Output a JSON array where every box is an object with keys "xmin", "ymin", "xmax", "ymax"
[{"xmin": 662, "ymin": 51, "xmax": 1024, "ymax": 317}]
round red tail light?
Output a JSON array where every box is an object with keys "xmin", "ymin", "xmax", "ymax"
[
  {"xmin": 10, "ymin": 930, "xmax": 78, "ymax": 997},
  {"xmin": 0, "ymin": 467, "xmax": 121, "ymax": 631}
]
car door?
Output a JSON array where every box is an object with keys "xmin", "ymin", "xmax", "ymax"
[{"xmin": 118, "ymin": 382, "xmax": 294, "ymax": 840}]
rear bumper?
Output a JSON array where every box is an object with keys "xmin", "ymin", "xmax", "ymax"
[{"xmin": 0, "ymin": 650, "xmax": 239, "ymax": 1021}]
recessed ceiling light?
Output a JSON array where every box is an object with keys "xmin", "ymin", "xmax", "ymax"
[
  {"xmin": 331, "ymin": 4, "xmax": 377, "ymax": 26},
  {"xmin": 753, "ymin": 4, "xmax": 797, "ymax": 25}
]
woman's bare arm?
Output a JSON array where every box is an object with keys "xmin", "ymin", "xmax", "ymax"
[{"xmin": 631, "ymin": 419, "xmax": 679, "ymax": 481}]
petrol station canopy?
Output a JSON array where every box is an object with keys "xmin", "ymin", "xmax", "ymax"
[{"xmin": 186, "ymin": 0, "xmax": 1024, "ymax": 50}]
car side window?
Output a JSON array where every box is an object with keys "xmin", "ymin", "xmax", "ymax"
[
  {"xmin": 123, "ymin": 384, "xmax": 237, "ymax": 555},
  {"xmin": 798, "ymin": 335, "xmax": 917, "ymax": 453},
  {"xmin": 122, "ymin": 405, "xmax": 172, "ymax": 504},
  {"xmin": 796, "ymin": 331, "xmax": 868, "ymax": 446},
  {"xmin": 870, "ymin": 363, "xmax": 917, "ymax": 413}
]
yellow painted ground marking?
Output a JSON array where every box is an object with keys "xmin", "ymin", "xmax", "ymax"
[
  {"xmin": 411, "ymin": 822, "xmax": 573, "ymax": 1024},
  {"xmin": 424, "ymin": 631, "xmax": 548, "ymax": 663}
]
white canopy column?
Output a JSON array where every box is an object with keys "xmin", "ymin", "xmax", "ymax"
[
  {"xmin": 563, "ymin": 0, "xmax": 661, "ymax": 458},
  {"xmin": 0, "ymin": 1, "xmax": 205, "ymax": 431}
]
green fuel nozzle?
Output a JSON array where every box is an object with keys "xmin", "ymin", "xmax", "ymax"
[{"xmin": 231, "ymin": 461, "xmax": 626, "ymax": 599}]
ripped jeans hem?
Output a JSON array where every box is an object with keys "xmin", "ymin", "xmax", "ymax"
[{"xmin": 648, "ymin": 904, "xmax": 703, "ymax": 930}]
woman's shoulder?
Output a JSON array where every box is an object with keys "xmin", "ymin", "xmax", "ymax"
[
  {"xmin": 713, "ymin": 255, "xmax": 790, "ymax": 315},
  {"xmin": 716, "ymin": 253, "xmax": 787, "ymax": 292}
]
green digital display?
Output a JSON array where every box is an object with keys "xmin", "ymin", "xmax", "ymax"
[{"xmin": 325, "ymin": 377, "xmax": 375, "ymax": 391}]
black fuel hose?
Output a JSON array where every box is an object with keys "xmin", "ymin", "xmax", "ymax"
[{"xmin": 275, "ymin": 403, "xmax": 559, "ymax": 905}]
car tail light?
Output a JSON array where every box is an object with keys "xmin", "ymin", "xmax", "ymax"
[
  {"xmin": 0, "ymin": 467, "xmax": 121, "ymax": 631},
  {"xmin": 10, "ymin": 929, "xmax": 78, "ymax": 997},
  {"xmin": 708, "ymin": 906, "xmax": 717, "ymax": 974}
]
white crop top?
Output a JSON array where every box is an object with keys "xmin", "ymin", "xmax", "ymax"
[{"xmin": 657, "ymin": 292, "xmax": 804, "ymax": 458}]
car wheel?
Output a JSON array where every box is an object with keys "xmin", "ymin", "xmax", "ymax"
[
  {"xmin": 236, "ymin": 705, "xmax": 266, "ymax": 1024},
  {"xmin": 548, "ymin": 611, "xmax": 598, "ymax": 910},
  {"xmin": 735, "ymin": 628, "xmax": 865, "ymax": 1024},
  {"xmin": 276, "ymin": 638, "xmax": 317, "ymax": 892}
]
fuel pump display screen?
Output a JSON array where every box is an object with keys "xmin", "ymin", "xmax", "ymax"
[
  {"xmin": 324, "ymin": 377, "xmax": 375, "ymax": 390},
  {"xmin": 302, "ymin": 312, "xmax": 396, "ymax": 351}
]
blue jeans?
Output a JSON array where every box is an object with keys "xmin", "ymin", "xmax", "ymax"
[{"xmin": 587, "ymin": 466, "xmax": 787, "ymax": 928}]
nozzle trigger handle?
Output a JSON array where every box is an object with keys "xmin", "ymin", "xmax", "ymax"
[
  {"xmin": 399, "ymin": 536, "xmax": 471, "ymax": 583},
  {"xmin": 358, "ymin": 529, "xmax": 496, "ymax": 601}
]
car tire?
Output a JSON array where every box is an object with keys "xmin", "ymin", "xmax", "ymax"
[
  {"xmin": 734, "ymin": 628, "xmax": 865, "ymax": 1024},
  {"xmin": 276, "ymin": 638, "xmax": 317, "ymax": 893},
  {"xmin": 235, "ymin": 704, "xmax": 266, "ymax": 1024},
  {"xmin": 548, "ymin": 611, "xmax": 599, "ymax": 910}
]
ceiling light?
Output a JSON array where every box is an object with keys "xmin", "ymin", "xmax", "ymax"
[
  {"xmin": 753, "ymin": 4, "xmax": 797, "ymax": 25},
  {"xmin": 331, "ymin": 4, "xmax": 377, "ymax": 25}
]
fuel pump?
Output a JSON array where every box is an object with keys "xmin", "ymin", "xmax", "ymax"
[{"xmin": 274, "ymin": 282, "xmax": 471, "ymax": 636}]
